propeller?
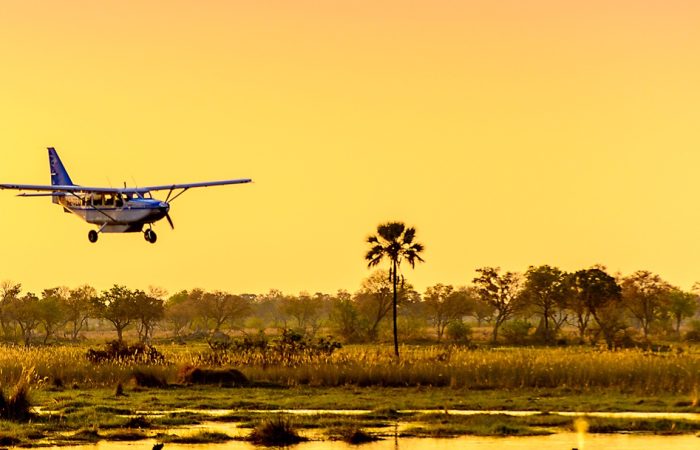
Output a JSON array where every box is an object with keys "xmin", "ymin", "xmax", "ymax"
[{"xmin": 165, "ymin": 213, "xmax": 175, "ymax": 230}]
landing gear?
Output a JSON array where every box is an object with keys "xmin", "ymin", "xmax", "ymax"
[
  {"xmin": 144, "ymin": 229, "xmax": 157, "ymax": 244},
  {"xmin": 88, "ymin": 230, "xmax": 98, "ymax": 243}
]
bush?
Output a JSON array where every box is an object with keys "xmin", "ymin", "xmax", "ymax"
[
  {"xmin": 131, "ymin": 369, "xmax": 167, "ymax": 388},
  {"xmin": 86, "ymin": 341, "xmax": 165, "ymax": 364},
  {"xmin": 180, "ymin": 366, "xmax": 248, "ymax": 386},
  {"xmin": 446, "ymin": 321, "xmax": 472, "ymax": 344},
  {"xmin": 501, "ymin": 320, "xmax": 533, "ymax": 345},
  {"xmin": 683, "ymin": 320, "xmax": 700, "ymax": 343},
  {"xmin": 249, "ymin": 415, "xmax": 306, "ymax": 446},
  {"xmin": 0, "ymin": 377, "xmax": 32, "ymax": 422},
  {"xmin": 201, "ymin": 329, "xmax": 341, "ymax": 367},
  {"xmin": 332, "ymin": 426, "xmax": 380, "ymax": 444}
]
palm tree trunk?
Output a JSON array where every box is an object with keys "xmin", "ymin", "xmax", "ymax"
[{"xmin": 392, "ymin": 259, "xmax": 399, "ymax": 358}]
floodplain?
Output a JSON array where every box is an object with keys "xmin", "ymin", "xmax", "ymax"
[{"xmin": 0, "ymin": 343, "xmax": 698, "ymax": 447}]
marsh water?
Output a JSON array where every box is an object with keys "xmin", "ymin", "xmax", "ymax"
[
  {"xmin": 45, "ymin": 433, "xmax": 700, "ymax": 450},
  {"xmin": 40, "ymin": 409, "xmax": 700, "ymax": 450}
]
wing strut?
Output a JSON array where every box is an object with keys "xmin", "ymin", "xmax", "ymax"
[{"xmin": 165, "ymin": 187, "xmax": 190, "ymax": 203}]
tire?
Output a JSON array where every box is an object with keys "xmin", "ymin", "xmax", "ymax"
[
  {"xmin": 88, "ymin": 230, "xmax": 98, "ymax": 243},
  {"xmin": 145, "ymin": 229, "xmax": 157, "ymax": 243}
]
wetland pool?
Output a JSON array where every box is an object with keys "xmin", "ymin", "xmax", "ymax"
[{"xmin": 44, "ymin": 433, "xmax": 700, "ymax": 450}]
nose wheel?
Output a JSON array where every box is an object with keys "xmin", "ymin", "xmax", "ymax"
[
  {"xmin": 88, "ymin": 230, "xmax": 98, "ymax": 243},
  {"xmin": 144, "ymin": 229, "xmax": 157, "ymax": 244}
]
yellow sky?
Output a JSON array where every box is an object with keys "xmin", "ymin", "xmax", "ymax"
[{"xmin": 1, "ymin": 1, "xmax": 700, "ymax": 295}]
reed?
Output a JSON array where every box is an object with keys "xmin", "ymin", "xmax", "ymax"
[{"xmin": 0, "ymin": 343, "xmax": 697, "ymax": 395}]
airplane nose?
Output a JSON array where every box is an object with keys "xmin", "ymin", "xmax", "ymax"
[{"xmin": 159, "ymin": 202, "xmax": 170, "ymax": 211}]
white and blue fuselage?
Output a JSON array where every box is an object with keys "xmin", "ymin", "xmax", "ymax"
[{"xmin": 58, "ymin": 192, "xmax": 170, "ymax": 233}]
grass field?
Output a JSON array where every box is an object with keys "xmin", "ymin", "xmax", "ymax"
[
  {"xmin": 1, "ymin": 343, "xmax": 698, "ymax": 395},
  {"xmin": 0, "ymin": 342, "xmax": 697, "ymax": 446}
]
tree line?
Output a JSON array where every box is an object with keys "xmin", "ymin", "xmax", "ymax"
[{"xmin": 0, "ymin": 264, "xmax": 698, "ymax": 347}]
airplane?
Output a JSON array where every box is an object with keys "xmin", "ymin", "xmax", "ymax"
[{"xmin": 0, "ymin": 147, "xmax": 252, "ymax": 243}]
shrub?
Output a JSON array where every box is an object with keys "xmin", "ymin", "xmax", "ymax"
[
  {"xmin": 201, "ymin": 329, "xmax": 341, "ymax": 367},
  {"xmin": 446, "ymin": 321, "xmax": 472, "ymax": 344},
  {"xmin": 249, "ymin": 415, "xmax": 306, "ymax": 446},
  {"xmin": 131, "ymin": 369, "xmax": 167, "ymax": 388},
  {"xmin": 180, "ymin": 366, "xmax": 248, "ymax": 386},
  {"xmin": 333, "ymin": 426, "xmax": 380, "ymax": 444},
  {"xmin": 684, "ymin": 320, "xmax": 700, "ymax": 343},
  {"xmin": 501, "ymin": 320, "xmax": 533, "ymax": 345},
  {"xmin": 0, "ymin": 378, "xmax": 32, "ymax": 422},
  {"xmin": 86, "ymin": 341, "xmax": 165, "ymax": 364}
]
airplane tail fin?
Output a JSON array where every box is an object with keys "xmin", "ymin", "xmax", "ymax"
[{"xmin": 48, "ymin": 147, "xmax": 74, "ymax": 204}]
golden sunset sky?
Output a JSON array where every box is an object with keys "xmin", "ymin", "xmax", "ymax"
[{"xmin": 1, "ymin": 1, "xmax": 700, "ymax": 296}]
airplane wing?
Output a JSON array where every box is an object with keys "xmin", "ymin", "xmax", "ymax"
[
  {"xmin": 0, "ymin": 178, "xmax": 252, "ymax": 194},
  {"xmin": 135, "ymin": 178, "xmax": 252, "ymax": 192}
]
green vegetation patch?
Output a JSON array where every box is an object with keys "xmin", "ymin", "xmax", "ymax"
[
  {"xmin": 584, "ymin": 417, "xmax": 700, "ymax": 434},
  {"xmin": 401, "ymin": 413, "xmax": 553, "ymax": 438},
  {"xmin": 158, "ymin": 431, "xmax": 232, "ymax": 443}
]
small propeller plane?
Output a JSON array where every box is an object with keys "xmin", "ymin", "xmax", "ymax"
[{"xmin": 0, "ymin": 148, "xmax": 252, "ymax": 243}]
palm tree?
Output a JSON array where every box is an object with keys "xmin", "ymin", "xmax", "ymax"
[{"xmin": 365, "ymin": 222, "xmax": 424, "ymax": 357}]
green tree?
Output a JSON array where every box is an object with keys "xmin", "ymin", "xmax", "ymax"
[
  {"xmin": 365, "ymin": 222, "xmax": 424, "ymax": 358},
  {"xmin": 95, "ymin": 285, "xmax": 141, "ymax": 343},
  {"xmin": 519, "ymin": 265, "xmax": 569, "ymax": 344},
  {"xmin": 329, "ymin": 290, "xmax": 361, "ymax": 342},
  {"xmin": 423, "ymin": 284, "xmax": 472, "ymax": 342},
  {"xmin": 569, "ymin": 267, "xmax": 623, "ymax": 348},
  {"xmin": 621, "ymin": 270, "xmax": 672, "ymax": 340},
  {"xmin": 472, "ymin": 267, "xmax": 522, "ymax": 343},
  {"xmin": 281, "ymin": 292, "xmax": 326, "ymax": 336},
  {"xmin": 355, "ymin": 270, "xmax": 394, "ymax": 342},
  {"xmin": 38, "ymin": 287, "xmax": 69, "ymax": 344},
  {"xmin": 0, "ymin": 281, "xmax": 22, "ymax": 340},
  {"xmin": 667, "ymin": 289, "xmax": 698, "ymax": 338},
  {"xmin": 7, "ymin": 292, "xmax": 41, "ymax": 346},
  {"xmin": 165, "ymin": 290, "xmax": 195, "ymax": 337},
  {"xmin": 198, "ymin": 291, "xmax": 251, "ymax": 334},
  {"xmin": 135, "ymin": 290, "xmax": 165, "ymax": 342},
  {"xmin": 65, "ymin": 285, "xmax": 96, "ymax": 340}
]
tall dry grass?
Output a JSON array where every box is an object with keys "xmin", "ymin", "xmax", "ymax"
[{"xmin": 0, "ymin": 344, "xmax": 697, "ymax": 395}]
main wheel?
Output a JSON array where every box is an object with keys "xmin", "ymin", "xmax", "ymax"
[
  {"xmin": 88, "ymin": 230, "xmax": 98, "ymax": 243},
  {"xmin": 144, "ymin": 229, "xmax": 157, "ymax": 243}
]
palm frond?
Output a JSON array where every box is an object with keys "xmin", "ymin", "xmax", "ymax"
[
  {"xmin": 378, "ymin": 222, "xmax": 405, "ymax": 242},
  {"xmin": 402, "ymin": 227, "xmax": 416, "ymax": 245}
]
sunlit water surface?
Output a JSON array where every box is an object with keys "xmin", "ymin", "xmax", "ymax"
[
  {"xmin": 37, "ymin": 409, "xmax": 700, "ymax": 450},
  {"xmin": 44, "ymin": 433, "xmax": 700, "ymax": 450}
]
